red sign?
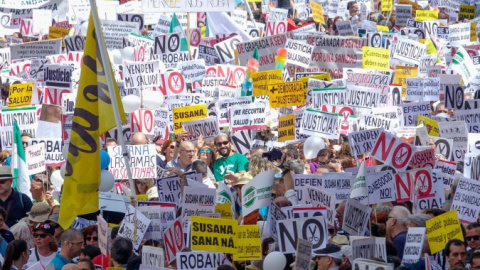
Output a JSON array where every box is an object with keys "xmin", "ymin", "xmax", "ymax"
[
  {"xmin": 131, "ymin": 110, "xmax": 154, "ymax": 135},
  {"xmin": 371, "ymin": 131, "xmax": 415, "ymax": 172},
  {"xmin": 163, "ymin": 219, "xmax": 184, "ymax": 264}
]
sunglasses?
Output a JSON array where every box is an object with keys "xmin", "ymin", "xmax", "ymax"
[
  {"xmin": 215, "ymin": 141, "xmax": 229, "ymax": 147},
  {"xmin": 33, "ymin": 234, "xmax": 47, "ymax": 239},
  {"xmin": 466, "ymin": 235, "xmax": 480, "ymax": 241},
  {"xmin": 168, "ymin": 145, "xmax": 175, "ymax": 149},
  {"xmin": 0, "ymin": 179, "xmax": 11, "ymax": 184},
  {"xmin": 86, "ymin": 236, "xmax": 98, "ymax": 241},
  {"xmin": 200, "ymin": 150, "xmax": 212, "ymax": 154}
]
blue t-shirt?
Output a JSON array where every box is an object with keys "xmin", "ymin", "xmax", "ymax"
[{"xmin": 49, "ymin": 252, "xmax": 70, "ymax": 270}]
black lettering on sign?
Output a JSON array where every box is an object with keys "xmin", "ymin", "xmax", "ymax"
[{"xmin": 117, "ymin": 13, "xmax": 144, "ymax": 31}]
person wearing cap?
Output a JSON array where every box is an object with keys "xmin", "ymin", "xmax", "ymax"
[
  {"xmin": 11, "ymin": 202, "xmax": 51, "ymax": 249},
  {"xmin": 213, "ymin": 133, "xmax": 248, "ymax": 182},
  {"xmin": 232, "ymin": 174, "xmax": 252, "ymax": 217},
  {"xmin": 0, "ymin": 166, "xmax": 33, "ymax": 227},
  {"xmin": 313, "ymin": 244, "xmax": 344, "ymax": 270},
  {"xmin": 49, "ymin": 228, "xmax": 84, "ymax": 270},
  {"xmin": 25, "ymin": 222, "xmax": 58, "ymax": 269}
]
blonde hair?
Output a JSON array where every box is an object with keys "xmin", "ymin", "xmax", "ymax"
[{"xmin": 248, "ymin": 155, "xmax": 281, "ymax": 177}]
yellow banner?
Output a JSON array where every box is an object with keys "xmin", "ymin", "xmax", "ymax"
[
  {"xmin": 191, "ymin": 216, "xmax": 237, "ymax": 254},
  {"xmin": 298, "ymin": 73, "xmax": 331, "ymax": 82},
  {"xmin": 394, "ymin": 66, "xmax": 418, "ymax": 97},
  {"xmin": 172, "ymin": 104, "xmax": 208, "ymax": 133},
  {"xmin": 460, "ymin": 5, "xmax": 476, "ymax": 20},
  {"xmin": 8, "ymin": 82, "xmax": 33, "ymax": 108},
  {"xmin": 415, "ymin": 10, "xmax": 438, "ymax": 21},
  {"xmin": 234, "ymin": 225, "xmax": 262, "ymax": 261},
  {"xmin": 215, "ymin": 203, "xmax": 233, "ymax": 219},
  {"xmin": 377, "ymin": 25, "xmax": 389, "ymax": 32},
  {"xmin": 311, "ymin": 1, "xmax": 325, "ymax": 25},
  {"xmin": 381, "ymin": 0, "xmax": 393, "ymax": 11},
  {"xmin": 278, "ymin": 114, "xmax": 295, "ymax": 142},
  {"xmin": 267, "ymin": 81, "xmax": 306, "ymax": 108},
  {"xmin": 471, "ymin": 22, "xmax": 477, "ymax": 42},
  {"xmin": 252, "ymin": 70, "xmax": 282, "ymax": 97},
  {"xmin": 59, "ymin": 11, "xmax": 126, "ymax": 229},
  {"xmin": 426, "ymin": 210, "xmax": 463, "ymax": 254},
  {"xmin": 362, "ymin": 47, "xmax": 390, "ymax": 72},
  {"xmin": 48, "ymin": 26, "xmax": 70, "ymax": 40},
  {"xmin": 417, "ymin": 115, "xmax": 439, "ymax": 136}
]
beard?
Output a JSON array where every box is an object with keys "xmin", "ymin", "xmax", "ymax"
[{"xmin": 219, "ymin": 147, "xmax": 231, "ymax": 157}]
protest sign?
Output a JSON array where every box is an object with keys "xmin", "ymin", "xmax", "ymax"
[
  {"xmin": 252, "ymin": 70, "xmax": 283, "ymax": 97},
  {"xmin": 399, "ymin": 101, "xmax": 431, "ymax": 127},
  {"xmin": 142, "ymin": 0, "xmax": 235, "ymax": 12},
  {"xmin": 277, "ymin": 216, "xmax": 328, "ymax": 254},
  {"xmin": 108, "ymin": 145, "xmax": 156, "ymax": 179},
  {"xmin": 449, "ymin": 23, "xmax": 471, "ymax": 46},
  {"xmin": 102, "ymin": 20, "xmax": 140, "ymax": 49},
  {"xmin": 306, "ymin": 186, "xmax": 336, "ymax": 226},
  {"xmin": 451, "ymin": 175, "xmax": 480, "ymax": 223},
  {"xmin": 285, "ymin": 39, "xmax": 313, "ymax": 68},
  {"xmin": 25, "ymin": 143, "xmax": 45, "ymax": 175},
  {"xmin": 449, "ymin": 47, "xmax": 477, "ymax": 85},
  {"xmin": 362, "ymin": 47, "xmax": 389, "ymax": 72},
  {"xmin": 366, "ymin": 171, "xmax": 395, "ymax": 204},
  {"xmin": 438, "ymin": 121, "xmax": 468, "ymax": 161},
  {"xmin": 342, "ymin": 199, "xmax": 372, "ymax": 236},
  {"xmin": 267, "ymin": 81, "xmax": 306, "ymax": 108},
  {"xmin": 118, "ymin": 205, "xmax": 151, "ymax": 252},
  {"xmin": 191, "ymin": 216, "xmax": 237, "ymax": 254},
  {"xmin": 44, "ymin": 64, "xmax": 72, "ymax": 89},
  {"xmin": 426, "ymin": 210, "xmax": 463, "ymax": 254},
  {"xmin": 395, "ymin": 4, "xmax": 412, "ymax": 26},
  {"xmin": 230, "ymin": 102, "xmax": 267, "ymax": 132},
  {"xmin": 435, "ymin": 159, "xmax": 456, "ymax": 189},
  {"xmin": 142, "ymin": 246, "xmax": 164, "ymax": 267},
  {"xmin": 242, "ymin": 170, "xmax": 275, "ymax": 217},
  {"xmin": 278, "ymin": 114, "xmax": 295, "ymax": 142},
  {"xmin": 465, "ymin": 153, "xmax": 480, "ymax": 181},
  {"xmin": 10, "ymin": 39, "xmax": 62, "ymax": 60},
  {"xmin": 402, "ymin": 227, "xmax": 425, "ymax": 264},
  {"xmin": 97, "ymin": 215, "xmax": 108, "ymax": 256},
  {"xmin": 392, "ymin": 39, "xmax": 426, "ymax": 65},
  {"xmin": 124, "ymin": 60, "xmax": 160, "ymax": 91},
  {"xmin": 234, "ymin": 225, "xmax": 262, "ymax": 260},
  {"xmin": 176, "ymin": 59, "xmax": 205, "ymax": 83},
  {"xmin": 349, "ymin": 128, "xmax": 383, "ymax": 157},
  {"xmin": 172, "ymin": 104, "xmax": 208, "ymax": 133},
  {"xmin": 346, "ymin": 85, "xmax": 383, "ymax": 109},
  {"xmin": 182, "ymin": 117, "xmax": 219, "ymax": 143},
  {"xmin": 181, "ymin": 186, "xmax": 216, "ymax": 221},
  {"xmin": 163, "ymin": 218, "xmax": 184, "ymax": 264},
  {"xmin": 265, "ymin": 20, "xmax": 287, "ymax": 36},
  {"xmin": 64, "ymin": 35, "xmax": 86, "ymax": 53},
  {"xmin": 299, "ymin": 108, "xmax": 341, "ymax": 140},
  {"xmin": 138, "ymin": 202, "xmax": 176, "ymax": 242},
  {"xmin": 296, "ymin": 239, "xmax": 313, "ymax": 270},
  {"xmin": 176, "ymin": 252, "xmax": 223, "ymax": 270},
  {"xmin": 307, "ymin": 35, "xmax": 363, "ymax": 79},
  {"xmin": 214, "ymin": 36, "xmax": 242, "ymax": 64},
  {"xmin": 8, "ymin": 82, "xmax": 33, "ymax": 108},
  {"xmin": 371, "ymin": 131, "xmax": 416, "ymax": 172},
  {"xmin": 353, "ymin": 259, "xmax": 394, "ymax": 270},
  {"xmin": 0, "ymin": 107, "xmax": 38, "ymax": 150},
  {"xmin": 336, "ymin": 20, "xmax": 354, "ymax": 36},
  {"xmin": 351, "ymin": 237, "xmax": 375, "ymax": 261},
  {"xmin": 409, "ymin": 148, "xmax": 435, "ymax": 169},
  {"xmin": 157, "ymin": 176, "xmax": 181, "ymax": 204},
  {"xmin": 28, "ymin": 139, "xmax": 63, "ymax": 167},
  {"xmin": 311, "ymin": 87, "xmax": 346, "ymax": 108}
]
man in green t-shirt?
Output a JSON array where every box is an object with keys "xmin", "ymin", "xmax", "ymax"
[{"xmin": 213, "ymin": 133, "xmax": 249, "ymax": 182}]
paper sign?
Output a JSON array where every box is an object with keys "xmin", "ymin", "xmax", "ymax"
[
  {"xmin": 28, "ymin": 139, "xmax": 63, "ymax": 167},
  {"xmin": 366, "ymin": 171, "xmax": 396, "ymax": 204},
  {"xmin": 230, "ymin": 102, "xmax": 267, "ymax": 132},
  {"xmin": 296, "ymin": 239, "xmax": 313, "ymax": 270},
  {"xmin": 191, "ymin": 216, "xmax": 237, "ymax": 254},
  {"xmin": 342, "ymin": 199, "xmax": 372, "ymax": 236},
  {"xmin": 306, "ymin": 186, "xmax": 336, "ymax": 226},
  {"xmin": 277, "ymin": 216, "xmax": 328, "ymax": 254},
  {"xmin": 426, "ymin": 210, "xmax": 463, "ymax": 254},
  {"xmin": 362, "ymin": 47, "xmax": 390, "ymax": 72},
  {"xmin": 278, "ymin": 114, "xmax": 295, "ymax": 142},
  {"xmin": 97, "ymin": 215, "xmax": 109, "ymax": 256},
  {"xmin": 10, "ymin": 39, "xmax": 62, "ymax": 60},
  {"xmin": 176, "ymin": 251, "xmax": 223, "ymax": 270},
  {"xmin": 172, "ymin": 104, "xmax": 208, "ymax": 133},
  {"xmin": 252, "ymin": 70, "xmax": 283, "ymax": 97},
  {"xmin": 371, "ymin": 131, "xmax": 416, "ymax": 172},
  {"xmin": 142, "ymin": 246, "xmax": 164, "ymax": 267},
  {"xmin": 108, "ymin": 145, "xmax": 157, "ymax": 179},
  {"xmin": 182, "ymin": 117, "xmax": 220, "ymax": 143},
  {"xmin": 393, "ymin": 39, "xmax": 427, "ymax": 65},
  {"xmin": 242, "ymin": 170, "xmax": 275, "ymax": 217},
  {"xmin": 451, "ymin": 176, "xmax": 480, "ymax": 223},
  {"xmin": 118, "ymin": 205, "xmax": 151, "ymax": 252},
  {"xmin": 181, "ymin": 186, "xmax": 216, "ymax": 221},
  {"xmin": 285, "ymin": 39, "xmax": 313, "ymax": 68},
  {"xmin": 234, "ymin": 225, "xmax": 262, "ymax": 260},
  {"xmin": 267, "ymin": 81, "xmax": 306, "ymax": 108},
  {"xmin": 349, "ymin": 128, "xmax": 383, "ymax": 157},
  {"xmin": 163, "ymin": 218, "xmax": 184, "ymax": 264},
  {"xmin": 8, "ymin": 82, "xmax": 33, "ymax": 108},
  {"xmin": 25, "ymin": 143, "xmax": 46, "ymax": 175}
]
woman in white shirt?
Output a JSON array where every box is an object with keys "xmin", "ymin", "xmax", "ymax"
[{"xmin": 25, "ymin": 222, "xmax": 58, "ymax": 269}]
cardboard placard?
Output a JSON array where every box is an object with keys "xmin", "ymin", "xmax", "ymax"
[{"xmin": 108, "ymin": 145, "xmax": 157, "ymax": 179}]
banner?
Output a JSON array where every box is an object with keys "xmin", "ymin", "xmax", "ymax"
[
  {"xmin": 173, "ymin": 104, "xmax": 208, "ymax": 133},
  {"xmin": 10, "ymin": 39, "xmax": 62, "ymax": 60},
  {"xmin": 242, "ymin": 170, "xmax": 276, "ymax": 217},
  {"xmin": 176, "ymin": 252, "xmax": 223, "ymax": 270},
  {"xmin": 267, "ymin": 81, "xmax": 306, "ymax": 108},
  {"xmin": 182, "ymin": 117, "xmax": 220, "ymax": 143},
  {"xmin": 285, "ymin": 39, "xmax": 314, "ymax": 68},
  {"xmin": 108, "ymin": 145, "xmax": 157, "ymax": 179},
  {"xmin": 230, "ymin": 102, "xmax": 267, "ymax": 132}
]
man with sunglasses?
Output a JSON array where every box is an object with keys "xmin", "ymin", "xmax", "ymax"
[
  {"xmin": 466, "ymin": 223, "xmax": 480, "ymax": 264},
  {"xmin": 0, "ymin": 166, "xmax": 33, "ymax": 227},
  {"xmin": 212, "ymin": 133, "xmax": 248, "ymax": 183}
]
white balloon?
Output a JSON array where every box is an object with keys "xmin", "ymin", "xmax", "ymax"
[
  {"xmin": 263, "ymin": 252, "xmax": 286, "ymax": 270},
  {"xmin": 78, "ymin": 22, "xmax": 88, "ymax": 35},
  {"xmin": 50, "ymin": 170, "xmax": 64, "ymax": 188},
  {"xmin": 62, "ymin": 143, "xmax": 69, "ymax": 160},
  {"xmin": 121, "ymin": 47, "xmax": 135, "ymax": 62},
  {"xmin": 121, "ymin": 95, "xmax": 141, "ymax": 113},
  {"xmin": 99, "ymin": 170, "xmax": 115, "ymax": 192},
  {"xmin": 142, "ymin": 91, "xmax": 165, "ymax": 110},
  {"xmin": 110, "ymin": 49, "xmax": 122, "ymax": 65},
  {"xmin": 303, "ymin": 136, "xmax": 326, "ymax": 159},
  {"xmin": 60, "ymin": 163, "xmax": 67, "ymax": 179}
]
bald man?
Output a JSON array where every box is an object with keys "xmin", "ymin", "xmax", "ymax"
[
  {"xmin": 131, "ymin": 132, "xmax": 167, "ymax": 169},
  {"xmin": 166, "ymin": 141, "xmax": 196, "ymax": 172}
]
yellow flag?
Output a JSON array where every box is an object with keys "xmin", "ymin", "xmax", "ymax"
[{"xmin": 59, "ymin": 11, "xmax": 126, "ymax": 229}]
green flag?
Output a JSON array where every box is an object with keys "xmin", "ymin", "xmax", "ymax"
[
  {"xmin": 13, "ymin": 120, "xmax": 31, "ymax": 199},
  {"xmin": 169, "ymin": 13, "xmax": 188, "ymax": 52}
]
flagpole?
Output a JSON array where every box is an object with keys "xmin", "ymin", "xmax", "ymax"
[
  {"xmin": 88, "ymin": 0, "xmax": 137, "ymax": 199},
  {"xmin": 244, "ymin": 0, "xmax": 257, "ymax": 29},
  {"xmin": 187, "ymin": 13, "xmax": 192, "ymax": 60}
]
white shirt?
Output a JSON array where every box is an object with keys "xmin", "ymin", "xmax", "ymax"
[{"xmin": 25, "ymin": 247, "xmax": 56, "ymax": 269}]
